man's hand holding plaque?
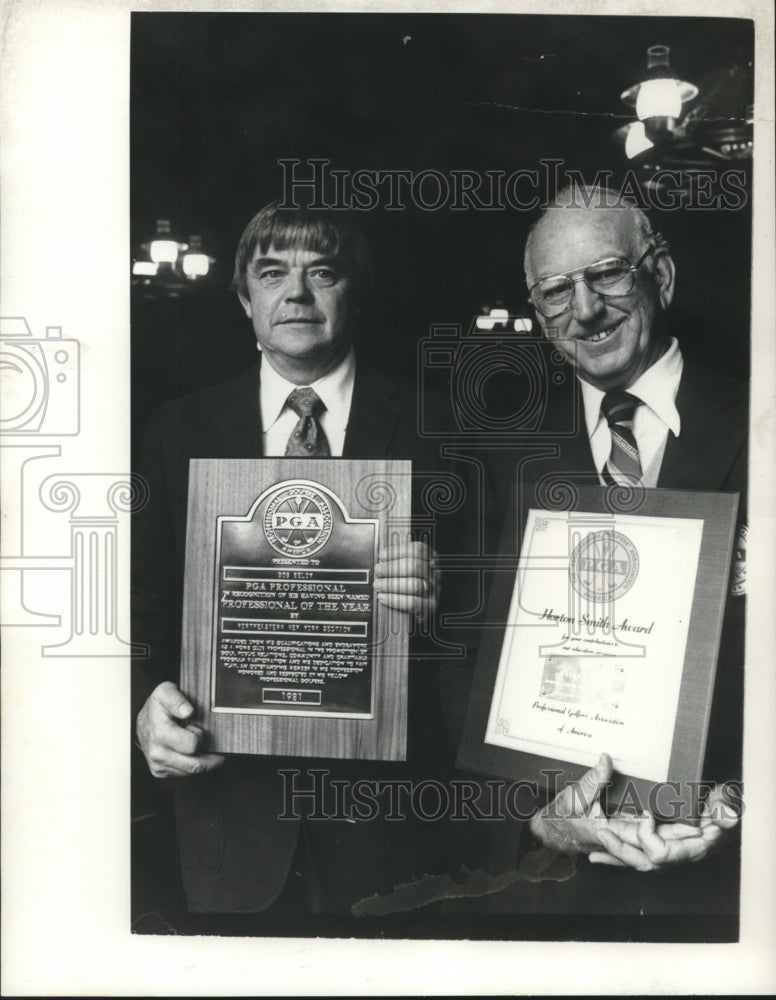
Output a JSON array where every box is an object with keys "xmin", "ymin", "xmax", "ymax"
[
  {"xmin": 137, "ymin": 536, "xmax": 439, "ymax": 778},
  {"xmin": 374, "ymin": 537, "xmax": 439, "ymax": 618},
  {"xmin": 136, "ymin": 680, "xmax": 226, "ymax": 779}
]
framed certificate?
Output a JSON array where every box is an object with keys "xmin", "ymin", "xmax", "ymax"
[
  {"xmin": 457, "ymin": 486, "xmax": 739, "ymax": 820},
  {"xmin": 180, "ymin": 458, "xmax": 410, "ymax": 760}
]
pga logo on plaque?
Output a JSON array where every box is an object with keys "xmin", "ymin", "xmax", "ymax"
[{"xmin": 263, "ymin": 484, "xmax": 334, "ymax": 558}]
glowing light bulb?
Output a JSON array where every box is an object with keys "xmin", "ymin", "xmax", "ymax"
[
  {"xmin": 182, "ymin": 253, "xmax": 209, "ymax": 277},
  {"xmin": 149, "ymin": 240, "xmax": 179, "ymax": 264},
  {"xmin": 636, "ymin": 78, "xmax": 683, "ymax": 120},
  {"xmin": 182, "ymin": 235, "xmax": 210, "ymax": 278},
  {"xmin": 149, "ymin": 219, "xmax": 179, "ymax": 264},
  {"xmin": 132, "ymin": 261, "xmax": 159, "ymax": 276},
  {"xmin": 624, "ymin": 121, "xmax": 654, "ymax": 159}
]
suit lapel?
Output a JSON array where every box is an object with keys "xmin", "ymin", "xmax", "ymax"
[
  {"xmin": 658, "ymin": 362, "xmax": 746, "ymax": 491},
  {"xmin": 566, "ymin": 388, "xmax": 598, "ymax": 475},
  {"xmin": 545, "ymin": 374, "xmax": 598, "ymax": 478},
  {"xmin": 198, "ymin": 362, "xmax": 264, "ymax": 457},
  {"xmin": 343, "ymin": 359, "xmax": 403, "ymax": 458}
]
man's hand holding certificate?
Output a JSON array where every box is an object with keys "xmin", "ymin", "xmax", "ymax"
[{"xmin": 530, "ymin": 753, "xmax": 740, "ymax": 872}]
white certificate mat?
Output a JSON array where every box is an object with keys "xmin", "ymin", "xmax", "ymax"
[{"xmin": 485, "ymin": 509, "xmax": 703, "ymax": 782}]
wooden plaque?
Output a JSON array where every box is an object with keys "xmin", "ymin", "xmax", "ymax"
[{"xmin": 180, "ymin": 458, "xmax": 410, "ymax": 760}]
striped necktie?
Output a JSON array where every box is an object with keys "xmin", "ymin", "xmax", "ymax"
[
  {"xmin": 601, "ymin": 390, "xmax": 642, "ymax": 485},
  {"xmin": 284, "ymin": 387, "xmax": 331, "ymax": 457}
]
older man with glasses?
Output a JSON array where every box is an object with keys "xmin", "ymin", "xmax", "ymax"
[
  {"xmin": 526, "ymin": 193, "xmax": 684, "ymax": 489},
  {"xmin": 480, "ymin": 185, "xmax": 747, "ymax": 920}
]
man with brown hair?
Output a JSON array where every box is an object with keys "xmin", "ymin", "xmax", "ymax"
[{"xmin": 133, "ymin": 201, "xmax": 452, "ymax": 923}]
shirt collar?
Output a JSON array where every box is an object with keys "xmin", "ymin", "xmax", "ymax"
[
  {"xmin": 259, "ymin": 347, "xmax": 356, "ymax": 432},
  {"xmin": 579, "ymin": 337, "xmax": 683, "ymax": 437}
]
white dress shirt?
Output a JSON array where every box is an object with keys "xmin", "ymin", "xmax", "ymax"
[
  {"xmin": 580, "ymin": 337, "xmax": 684, "ymax": 488},
  {"xmin": 259, "ymin": 347, "xmax": 356, "ymax": 457}
]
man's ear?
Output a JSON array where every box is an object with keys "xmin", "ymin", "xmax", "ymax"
[
  {"xmin": 237, "ymin": 289, "xmax": 252, "ymax": 318},
  {"xmin": 653, "ymin": 251, "xmax": 676, "ymax": 309}
]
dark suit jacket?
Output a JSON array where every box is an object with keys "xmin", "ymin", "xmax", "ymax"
[
  {"xmin": 478, "ymin": 355, "xmax": 748, "ymax": 918},
  {"xmin": 132, "ymin": 357, "xmax": 456, "ymax": 913}
]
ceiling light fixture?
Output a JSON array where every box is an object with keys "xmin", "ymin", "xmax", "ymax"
[{"xmin": 620, "ymin": 45, "xmax": 698, "ymax": 142}]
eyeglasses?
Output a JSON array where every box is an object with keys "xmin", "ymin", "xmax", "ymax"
[{"xmin": 528, "ymin": 245, "xmax": 655, "ymax": 318}]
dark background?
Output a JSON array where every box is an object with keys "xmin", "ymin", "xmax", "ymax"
[{"xmin": 131, "ymin": 12, "xmax": 753, "ymax": 450}]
